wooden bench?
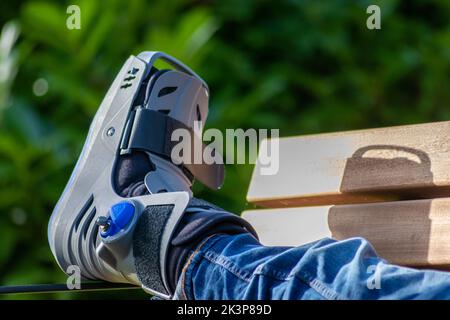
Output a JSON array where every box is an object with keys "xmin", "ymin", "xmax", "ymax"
[{"xmin": 242, "ymin": 121, "xmax": 450, "ymax": 269}]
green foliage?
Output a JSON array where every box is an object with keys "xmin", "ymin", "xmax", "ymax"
[
  {"xmin": 1, "ymin": 0, "xmax": 450, "ymax": 298},
  {"xmin": 0, "ymin": 21, "xmax": 19, "ymax": 117}
]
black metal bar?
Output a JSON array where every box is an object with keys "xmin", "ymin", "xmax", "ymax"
[{"xmin": 0, "ymin": 282, "xmax": 140, "ymax": 295}]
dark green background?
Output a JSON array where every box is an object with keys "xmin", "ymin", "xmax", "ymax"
[{"xmin": 1, "ymin": 0, "xmax": 449, "ymax": 299}]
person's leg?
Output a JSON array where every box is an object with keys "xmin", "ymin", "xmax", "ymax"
[{"xmin": 177, "ymin": 232, "xmax": 450, "ymax": 300}]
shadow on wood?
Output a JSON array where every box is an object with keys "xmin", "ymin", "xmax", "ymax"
[{"xmin": 335, "ymin": 144, "xmax": 433, "ymax": 267}]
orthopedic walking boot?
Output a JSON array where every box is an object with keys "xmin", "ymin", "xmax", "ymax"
[{"xmin": 48, "ymin": 52, "xmax": 225, "ymax": 299}]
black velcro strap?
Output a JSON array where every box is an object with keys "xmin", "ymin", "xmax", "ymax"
[
  {"xmin": 123, "ymin": 109, "xmax": 224, "ymax": 190},
  {"xmin": 126, "ymin": 109, "xmax": 184, "ymax": 160},
  {"xmin": 133, "ymin": 204, "xmax": 174, "ymax": 297}
]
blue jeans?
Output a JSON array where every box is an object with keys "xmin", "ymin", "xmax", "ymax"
[{"xmin": 174, "ymin": 233, "xmax": 450, "ymax": 300}]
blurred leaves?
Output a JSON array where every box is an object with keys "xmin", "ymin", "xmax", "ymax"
[
  {"xmin": 0, "ymin": 21, "xmax": 19, "ymax": 117},
  {"xmin": 1, "ymin": 0, "xmax": 450, "ymax": 298}
]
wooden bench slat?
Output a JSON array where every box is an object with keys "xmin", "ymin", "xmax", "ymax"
[
  {"xmin": 247, "ymin": 121, "xmax": 450, "ymax": 207},
  {"xmin": 242, "ymin": 198, "xmax": 450, "ymax": 268}
]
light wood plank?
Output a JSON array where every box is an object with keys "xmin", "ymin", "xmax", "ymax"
[
  {"xmin": 247, "ymin": 121, "xmax": 450, "ymax": 207},
  {"xmin": 242, "ymin": 198, "xmax": 450, "ymax": 268}
]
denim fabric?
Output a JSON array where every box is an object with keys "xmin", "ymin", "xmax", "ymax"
[{"xmin": 177, "ymin": 233, "xmax": 450, "ymax": 300}]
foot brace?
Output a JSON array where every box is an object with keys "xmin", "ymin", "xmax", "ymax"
[{"xmin": 47, "ymin": 52, "xmax": 244, "ymax": 299}]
